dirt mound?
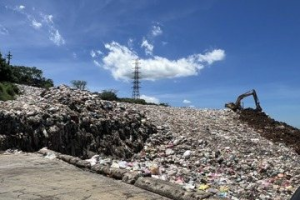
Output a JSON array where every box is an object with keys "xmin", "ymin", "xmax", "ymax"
[{"xmin": 239, "ymin": 108, "xmax": 300, "ymax": 154}]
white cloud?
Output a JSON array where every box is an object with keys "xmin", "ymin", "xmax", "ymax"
[
  {"xmin": 141, "ymin": 39, "xmax": 154, "ymax": 56},
  {"xmin": 19, "ymin": 5, "xmax": 25, "ymax": 10},
  {"xmin": 0, "ymin": 25, "xmax": 9, "ymax": 35},
  {"xmin": 101, "ymin": 42, "xmax": 138, "ymax": 80},
  {"xmin": 93, "ymin": 60, "xmax": 101, "ymax": 67},
  {"xmin": 49, "ymin": 30, "xmax": 65, "ymax": 46},
  {"xmin": 183, "ymin": 99, "xmax": 191, "ymax": 104},
  {"xmin": 45, "ymin": 15, "xmax": 53, "ymax": 23},
  {"xmin": 8, "ymin": 6, "xmax": 65, "ymax": 46},
  {"xmin": 98, "ymin": 42, "xmax": 225, "ymax": 81},
  {"xmin": 162, "ymin": 41, "xmax": 168, "ymax": 46},
  {"xmin": 41, "ymin": 14, "xmax": 65, "ymax": 46},
  {"xmin": 31, "ymin": 19, "xmax": 42, "ymax": 29},
  {"xmin": 197, "ymin": 49, "xmax": 225, "ymax": 64},
  {"xmin": 90, "ymin": 50, "xmax": 96, "ymax": 58},
  {"xmin": 141, "ymin": 95, "xmax": 160, "ymax": 104},
  {"xmin": 152, "ymin": 25, "xmax": 163, "ymax": 37},
  {"xmin": 11, "ymin": 5, "xmax": 42, "ymax": 31},
  {"xmin": 90, "ymin": 50, "xmax": 103, "ymax": 58},
  {"xmin": 127, "ymin": 38, "xmax": 134, "ymax": 49}
]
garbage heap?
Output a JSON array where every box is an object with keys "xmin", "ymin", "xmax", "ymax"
[
  {"xmin": 1, "ymin": 85, "xmax": 300, "ymax": 199},
  {"xmin": 114, "ymin": 104, "xmax": 299, "ymax": 200},
  {"xmin": 0, "ymin": 85, "xmax": 156, "ymax": 159}
]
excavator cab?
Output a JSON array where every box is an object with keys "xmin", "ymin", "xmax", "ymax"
[{"xmin": 225, "ymin": 89, "xmax": 262, "ymax": 112}]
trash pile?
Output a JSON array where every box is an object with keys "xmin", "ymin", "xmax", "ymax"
[
  {"xmin": 0, "ymin": 85, "xmax": 156, "ymax": 159},
  {"xmin": 86, "ymin": 105, "xmax": 300, "ymax": 199},
  {"xmin": 1, "ymin": 84, "xmax": 299, "ymax": 199}
]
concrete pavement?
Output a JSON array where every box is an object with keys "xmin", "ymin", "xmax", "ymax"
[{"xmin": 0, "ymin": 152, "xmax": 170, "ymax": 200}]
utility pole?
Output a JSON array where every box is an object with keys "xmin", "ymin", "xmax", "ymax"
[
  {"xmin": 6, "ymin": 51, "xmax": 12, "ymax": 65},
  {"xmin": 132, "ymin": 59, "xmax": 141, "ymax": 99}
]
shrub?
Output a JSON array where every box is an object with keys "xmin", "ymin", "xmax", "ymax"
[
  {"xmin": 99, "ymin": 90, "xmax": 118, "ymax": 101},
  {"xmin": 0, "ymin": 82, "xmax": 20, "ymax": 101},
  {"xmin": 119, "ymin": 98, "xmax": 147, "ymax": 105},
  {"xmin": 6, "ymin": 86, "xmax": 14, "ymax": 96}
]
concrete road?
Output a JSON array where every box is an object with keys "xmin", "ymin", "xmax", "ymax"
[{"xmin": 0, "ymin": 152, "xmax": 169, "ymax": 200}]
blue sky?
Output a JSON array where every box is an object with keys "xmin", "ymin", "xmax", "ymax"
[{"xmin": 0, "ymin": 0, "xmax": 299, "ymax": 128}]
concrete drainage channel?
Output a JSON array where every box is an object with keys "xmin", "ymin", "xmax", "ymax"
[{"xmin": 38, "ymin": 148, "xmax": 216, "ymax": 200}]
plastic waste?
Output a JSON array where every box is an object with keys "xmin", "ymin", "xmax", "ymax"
[{"xmin": 198, "ymin": 184, "xmax": 210, "ymax": 190}]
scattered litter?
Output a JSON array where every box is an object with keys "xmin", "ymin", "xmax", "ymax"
[
  {"xmin": 85, "ymin": 155, "xmax": 100, "ymax": 166},
  {"xmin": 4, "ymin": 149, "xmax": 22, "ymax": 155},
  {"xmin": 198, "ymin": 184, "xmax": 210, "ymax": 190},
  {"xmin": 45, "ymin": 152, "xmax": 56, "ymax": 160}
]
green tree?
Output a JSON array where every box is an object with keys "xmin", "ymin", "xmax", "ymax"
[
  {"xmin": 10, "ymin": 66, "xmax": 54, "ymax": 88},
  {"xmin": 99, "ymin": 89, "xmax": 118, "ymax": 101},
  {"xmin": 0, "ymin": 50, "xmax": 53, "ymax": 88},
  {"xmin": 71, "ymin": 80, "xmax": 87, "ymax": 90},
  {"xmin": 0, "ymin": 53, "xmax": 13, "ymax": 82}
]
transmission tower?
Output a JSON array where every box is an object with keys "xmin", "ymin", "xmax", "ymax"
[
  {"xmin": 6, "ymin": 51, "xmax": 12, "ymax": 65},
  {"xmin": 132, "ymin": 59, "xmax": 141, "ymax": 99}
]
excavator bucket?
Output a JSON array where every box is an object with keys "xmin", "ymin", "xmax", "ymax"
[{"xmin": 225, "ymin": 102, "xmax": 238, "ymax": 111}]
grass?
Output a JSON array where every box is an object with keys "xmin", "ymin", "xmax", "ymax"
[{"xmin": 0, "ymin": 82, "xmax": 20, "ymax": 101}]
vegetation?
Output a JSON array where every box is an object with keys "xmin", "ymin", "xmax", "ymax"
[
  {"xmin": 10, "ymin": 66, "xmax": 54, "ymax": 88},
  {"xmin": 0, "ymin": 82, "xmax": 20, "ymax": 101},
  {"xmin": 0, "ymin": 53, "xmax": 53, "ymax": 88},
  {"xmin": 0, "ymin": 53, "xmax": 13, "ymax": 82},
  {"xmin": 119, "ymin": 98, "xmax": 147, "ymax": 104},
  {"xmin": 99, "ymin": 89, "xmax": 118, "ymax": 101},
  {"xmin": 71, "ymin": 80, "xmax": 87, "ymax": 90},
  {"xmin": 0, "ymin": 50, "xmax": 54, "ymax": 101},
  {"xmin": 159, "ymin": 103, "xmax": 170, "ymax": 107},
  {"xmin": 98, "ymin": 89, "xmax": 169, "ymax": 106}
]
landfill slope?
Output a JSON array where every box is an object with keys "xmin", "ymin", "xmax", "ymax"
[
  {"xmin": 239, "ymin": 108, "xmax": 300, "ymax": 154},
  {"xmin": 0, "ymin": 84, "xmax": 299, "ymax": 200},
  {"xmin": 128, "ymin": 104, "xmax": 300, "ymax": 199}
]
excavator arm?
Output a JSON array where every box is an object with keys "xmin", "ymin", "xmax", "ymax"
[{"xmin": 225, "ymin": 89, "xmax": 262, "ymax": 111}]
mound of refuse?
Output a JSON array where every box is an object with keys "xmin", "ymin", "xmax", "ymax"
[
  {"xmin": 109, "ymin": 105, "xmax": 299, "ymax": 200},
  {"xmin": 1, "ymin": 85, "xmax": 300, "ymax": 199},
  {"xmin": 239, "ymin": 108, "xmax": 300, "ymax": 154},
  {"xmin": 0, "ymin": 85, "xmax": 156, "ymax": 159}
]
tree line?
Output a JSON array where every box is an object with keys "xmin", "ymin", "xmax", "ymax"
[{"xmin": 0, "ymin": 52, "xmax": 53, "ymax": 88}]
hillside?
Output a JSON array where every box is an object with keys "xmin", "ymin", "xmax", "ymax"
[{"xmin": 0, "ymin": 84, "xmax": 299, "ymax": 199}]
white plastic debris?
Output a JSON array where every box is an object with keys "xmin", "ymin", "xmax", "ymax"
[{"xmin": 85, "ymin": 155, "xmax": 100, "ymax": 166}]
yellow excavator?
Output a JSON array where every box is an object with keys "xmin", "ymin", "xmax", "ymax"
[{"xmin": 225, "ymin": 89, "xmax": 262, "ymax": 112}]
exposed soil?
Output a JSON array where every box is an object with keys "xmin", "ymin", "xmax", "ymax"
[{"xmin": 239, "ymin": 108, "xmax": 300, "ymax": 154}]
